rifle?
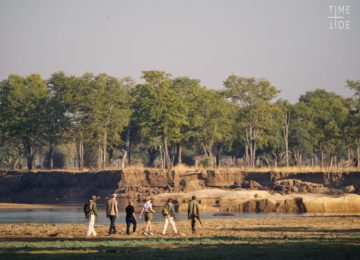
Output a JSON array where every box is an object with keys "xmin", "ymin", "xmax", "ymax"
[{"xmin": 196, "ymin": 215, "xmax": 203, "ymax": 226}]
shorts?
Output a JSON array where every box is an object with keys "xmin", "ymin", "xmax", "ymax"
[{"xmin": 144, "ymin": 212, "xmax": 153, "ymax": 222}]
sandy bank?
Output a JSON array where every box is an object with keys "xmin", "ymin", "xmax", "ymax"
[
  {"xmin": 153, "ymin": 188, "xmax": 360, "ymax": 214},
  {"xmin": 0, "ymin": 203, "xmax": 72, "ymax": 209}
]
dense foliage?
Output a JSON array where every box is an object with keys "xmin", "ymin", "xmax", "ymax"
[{"xmin": 0, "ymin": 71, "xmax": 359, "ymax": 170}]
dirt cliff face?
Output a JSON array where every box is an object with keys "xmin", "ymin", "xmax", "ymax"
[
  {"xmin": 118, "ymin": 169, "xmax": 175, "ymax": 188},
  {"xmin": 0, "ymin": 170, "xmax": 122, "ymax": 203},
  {"xmin": 173, "ymin": 170, "xmax": 360, "ymax": 192},
  {"xmin": 0, "ymin": 169, "xmax": 359, "ymax": 206}
]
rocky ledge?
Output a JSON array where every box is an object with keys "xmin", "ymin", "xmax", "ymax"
[{"xmin": 153, "ymin": 188, "xmax": 360, "ymax": 214}]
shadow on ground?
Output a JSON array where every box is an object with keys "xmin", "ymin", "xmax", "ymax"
[
  {"xmin": 1, "ymin": 236, "xmax": 360, "ymax": 259},
  {"xmin": 222, "ymin": 227, "xmax": 360, "ymax": 233}
]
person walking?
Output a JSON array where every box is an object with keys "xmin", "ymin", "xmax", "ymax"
[
  {"xmin": 125, "ymin": 200, "xmax": 137, "ymax": 235},
  {"xmin": 86, "ymin": 195, "xmax": 98, "ymax": 238},
  {"xmin": 187, "ymin": 196, "xmax": 200, "ymax": 234},
  {"xmin": 140, "ymin": 198, "xmax": 156, "ymax": 235},
  {"xmin": 106, "ymin": 194, "xmax": 119, "ymax": 235},
  {"xmin": 161, "ymin": 198, "xmax": 178, "ymax": 235}
]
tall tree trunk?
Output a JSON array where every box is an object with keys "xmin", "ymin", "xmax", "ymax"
[
  {"xmin": 173, "ymin": 143, "xmax": 182, "ymax": 166},
  {"xmin": 177, "ymin": 144, "xmax": 182, "ymax": 165},
  {"xmin": 159, "ymin": 145, "xmax": 164, "ymax": 168},
  {"xmin": 162, "ymin": 135, "xmax": 172, "ymax": 169},
  {"xmin": 97, "ymin": 143, "xmax": 102, "ymax": 169},
  {"xmin": 252, "ymin": 141, "xmax": 257, "ymax": 168},
  {"xmin": 245, "ymin": 129, "xmax": 250, "ymax": 167},
  {"xmin": 11, "ymin": 145, "xmax": 22, "ymax": 170},
  {"xmin": 271, "ymin": 152, "xmax": 278, "ymax": 168},
  {"xmin": 202, "ymin": 143, "xmax": 213, "ymax": 167},
  {"xmin": 108, "ymin": 148, "xmax": 113, "ymax": 164},
  {"xmin": 282, "ymin": 111, "xmax": 290, "ymax": 167},
  {"xmin": 147, "ymin": 147, "xmax": 158, "ymax": 167},
  {"xmin": 77, "ymin": 130, "xmax": 84, "ymax": 170},
  {"xmin": 102, "ymin": 131, "xmax": 107, "ymax": 169},
  {"xmin": 311, "ymin": 155, "xmax": 315, "ymax": 167},
  {"xmin": 48, "ymin": 143, "xmax": 54, "ymax": 169},
  {"xmin": 330, "ymin": 156, "xmax": 334, "ymax": 168},
  {"xmin": 121, "ymin": 150, "xmax": 127, "ymax": 169},
  {"xmin": 293, "ymin": 150, "xmax": 302, "ymax": 167},
  {"xmin": 248, "ymin": 126, "xmax": 257, "ymax": 168},
  {"xmin": 320, "ymin": 150, "xmax": 325, "ymax": 168},
  {"xmin": 347, "ymin": 146, "xmax": 352, "ymax": 161},
  {"xmin": 357, "ymin": 144, "xmax": 360, "ymax": 169},
  {"xmin": 23, "ymin": 139, "xmax": 34, "ymax": 170},
  {"xmin": 126, "ymin": 126, "xmax": 131, "ymax": 165},
  {"xmin": 215, "ymin": 142, "xmax": 223, "ymax": 168},
  {"xmin": 11, "ymin": 157, "xmax": 19, "ymax": 170}
]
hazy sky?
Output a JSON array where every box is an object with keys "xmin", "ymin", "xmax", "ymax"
[{"xmin": 0, "ymin": 0, "xmax": 359, "ymax": 102}]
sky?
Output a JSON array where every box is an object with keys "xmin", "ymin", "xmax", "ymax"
[{"xmin": 0, "ymin": 0, "xmax": 359, "ymax": 102}]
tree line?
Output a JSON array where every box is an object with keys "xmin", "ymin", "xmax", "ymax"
[{"xmin": 0, "ymin": 71, "xmax": 359, "ymax": 170}]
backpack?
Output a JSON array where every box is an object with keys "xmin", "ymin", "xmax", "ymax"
[
  {"xmin": 84, "ymin": 202, "xmax": 92, "ymax": 219},
  {"xmin": 162, "ymin": 203, "xmax": 170, "ymax": 216}
]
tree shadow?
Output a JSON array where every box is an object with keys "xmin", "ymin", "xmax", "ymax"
[
  {"xmin": 1, "ymin": 238, "xmax": 360, "ymax": 260},
  {"xmin": 223, "ymin": 227, "xmax": 360, "ymax": 234}
]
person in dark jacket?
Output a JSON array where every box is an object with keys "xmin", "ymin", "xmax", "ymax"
[{"xmin": 125, "ymin": 200, "xmax": 137, "ymax": 235}]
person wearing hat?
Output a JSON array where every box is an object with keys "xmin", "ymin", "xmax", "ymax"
[
  {"xmin": 161, "ymin": 198, "xmax": 178, "ymax": 235},
  {"xmin": 188, "ymin": 195, "xmax": 200, "ymax": 234},
  {"xmin": 87, "ymin": 195, "xmax": 98, "ymax": 238},
  {"xmin": 106, "ymin": 193, "xmax": 119, "ymax": 235}
]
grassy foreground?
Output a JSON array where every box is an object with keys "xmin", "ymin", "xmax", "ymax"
[
  {"xmin": 1, "ymin": 217, "xmax": 360, "ymax": 259},
  {"xmin": 0, "ymin": 237, "xmax": 360, "ymax": 259}
]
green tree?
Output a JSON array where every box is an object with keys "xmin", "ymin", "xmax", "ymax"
[
  {"xmin": 346, "ymin": 80, "xmax": 360, "ymax": 168},
  {"xmin": 295, "ymin": 89, "xmax": 349, "ymax": 167},
  {"xmin": 0, "ymin": 74, "xmax": 48, "ymax": 170},
  {"xmin": 133, "ymin": 71, "xmax": 187, "ymax": 169},
  {"xmin": 121, "ymin": 76, "xmax": 138, "ymax": 166},
  {"xmin": 185, "ymin": 86, "xmax": 235, "ymax": 167},
  {"xmin": 66, "ymin": 73, "xmax": 91, "ymax": 169},
  {"xmin": 46, "ymin": 72, "xmax": 74, "ymax": 169},
  {"xmin": 90, "ymin": 74, "xmax": 130, "ymax": 169},
  {"xmin": 171, "ymin": 77, "xmax": 203, "ymax": 166},
  {"xmin": 224, "ymin": 75, "xmax": 279, "ymax": 167},
  {"xmin": 288, "ymin": 102, "xmax": 316, "ymax": 166},
  {"xmin": 275, "ymin": 99, "xmax": 291, "ymax": 166},
  {"xmin": 52, "ymin": 73, "xmax": 131, "ymax": 170}
]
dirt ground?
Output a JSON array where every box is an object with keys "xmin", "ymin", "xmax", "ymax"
[
  {"xmin": 0, "ymin": 216, "xmax": 360, "ymax": 259},
  {"xmin": 0, "ymin": 215, "xmax": 359, "ymax": 240}
]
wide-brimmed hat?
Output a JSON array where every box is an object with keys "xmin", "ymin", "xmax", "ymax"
[{"xmin": 91, "ymin": 195, "xmax": 100, "ymax": 201}]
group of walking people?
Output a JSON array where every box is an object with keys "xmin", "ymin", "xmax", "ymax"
[{"xmin": 85, "ymin": 195, "xmax": 201, "ymax": 238}]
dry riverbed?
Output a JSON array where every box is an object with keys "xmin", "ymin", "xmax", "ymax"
[
  {"xmin": 0, "ymin": 216, "xmax": 360, "ymax": 259},
  {"xmin": 0, "ymin": 216, "xmax": 360, "ymax": 240}
]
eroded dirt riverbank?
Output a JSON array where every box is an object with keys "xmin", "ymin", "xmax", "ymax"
[{"xmin": 1, "ymin": 169, "xmax": 360, "ymax": 214}]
